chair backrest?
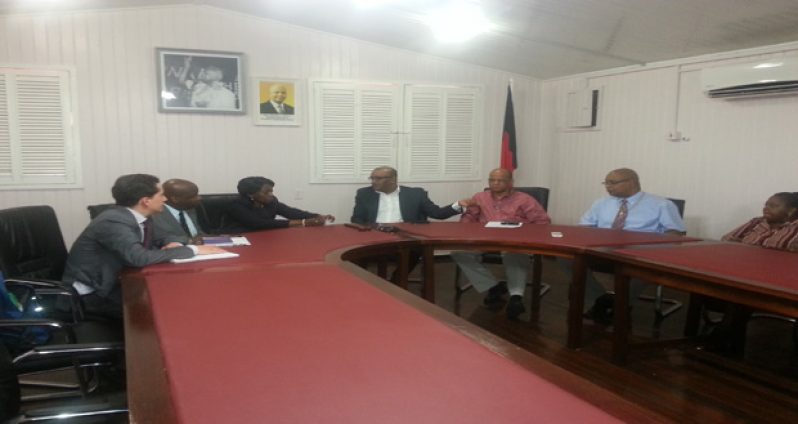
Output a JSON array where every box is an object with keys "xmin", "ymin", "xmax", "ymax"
[
  {"xmin": 0, "ymin": 206, "xmax": 68, "ymax": 281},
  {"xmin": 197, "ymin": 193, "xmax": 240, "ymax": 233},
  {"xmin": 86, "ymin": 203, "xmax": 115, "ymax": 220},
  {"xmin": 514, "ymin": 187, "xmax": 550, "ymax": 211},
  {"xmin": 666, "ymin": 198, "xmax": 686, "ymax": 218}
]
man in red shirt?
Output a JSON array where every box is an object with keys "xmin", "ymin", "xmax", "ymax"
[{"xmin": 452, "ymin": 168, "xmax": 550, "ymax": 319}]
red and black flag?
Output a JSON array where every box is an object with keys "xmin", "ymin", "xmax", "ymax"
[{"xmin": 499, "ymin": 85, "xmax": 517, "ymax": 171}]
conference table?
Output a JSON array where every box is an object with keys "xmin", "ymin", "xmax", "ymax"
[
  {"xmin": 385, "ymin": 222, "xmax": 697, "ymax": 348},
  {"xmin": 123, "ymin": 223, "xmax": 686, "ymax": 423},
  {"xmin": 586, "ymin": 242, "xmax": 798, "ymax": 363}
]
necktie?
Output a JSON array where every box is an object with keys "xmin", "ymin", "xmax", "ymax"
[
  {"xmin": 611, "ymin": 199, "xmax": 628, "ymax": 230},
  {"xmin": 277, "ymin": 103, "xmax": 284, "ymax": 114},
  {"xmin": 142, "ymin": 219, "xmax": 152, "ymax": 248},
  {"xmin": 178, "ymin": 211, "xmax": 192, "ymax": 237}
]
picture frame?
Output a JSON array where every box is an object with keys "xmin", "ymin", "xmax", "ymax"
[
  {"xmin": 253, "ymin": 78, "xmax": 301, "ymax": 126},
  {"xmin": 156, "ymin": 48, "xmax": 245, "ymax": 114}
]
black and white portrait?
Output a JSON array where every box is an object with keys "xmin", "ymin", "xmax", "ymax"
[{"xmin": 157, "ymin": 48, "xmax": 245, "ymax": 114}]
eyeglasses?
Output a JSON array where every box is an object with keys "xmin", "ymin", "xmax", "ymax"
[
  {"xmin": 602, "ymin": 179, "xmax": 630, "ymax": 186},
  {"xmin": 369, "ymin": 176, "xmax": 393, "ymax": 181}
]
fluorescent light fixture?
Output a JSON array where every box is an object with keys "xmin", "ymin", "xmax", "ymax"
[
  {"xmin": 353, "ymin": 0, "xmax": 398, "ymax": 6},
  {"xmin": 424, "ymin": 2, "xmax": 491, "ymax": 43},
  {"xmin": 754, "ymin": 62, "xmax": 783, "ymax": 69},
  {"xmin": 758, "ymin": 79, "xmax": 777, "ymax": 83}
]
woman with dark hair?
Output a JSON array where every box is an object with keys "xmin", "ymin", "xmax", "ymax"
[
  {"xmin": 224, "ymin": 176, "xmax": 334, "ymax": 233},
  {"xmin": 721, "ymin": 192, "xmax": 798, "ymax": 251}
]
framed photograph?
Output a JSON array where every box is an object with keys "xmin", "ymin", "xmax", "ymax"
[
  {"xmin": 156, "ymin": 48, "xmax": 245, "ymax": 114},
  {"xmin": 253, "ymin": 78, "xmax": 300, "ymax": 126}
]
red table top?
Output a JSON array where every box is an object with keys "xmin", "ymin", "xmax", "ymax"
[
  {"xmin": 395, "ymin": 222, "xmax": 697, "ymax": 251},
  {"xmin": 609, "ymin": 242, "xmax": 798, "ymax": 296},
  {"xmin": 136, "ymin": 265, "xmax": 623, "ymax": 423},
  {"xmin": 141, "ymin": 225, "xmax": 402, "ymax": 274}
]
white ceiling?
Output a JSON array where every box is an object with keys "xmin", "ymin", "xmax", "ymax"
[{"xmin": 4, "ymin": 0, "xmax": 798, "ymax": 79}]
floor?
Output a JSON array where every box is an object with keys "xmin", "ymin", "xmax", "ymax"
[{"xmin": 406, "ymin": 256, "xmax": 798, "ymax": 423}]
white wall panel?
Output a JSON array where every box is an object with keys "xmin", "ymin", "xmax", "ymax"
[
  {"xmin": 0, "ymin": 5, "xmax": 540, "ymax": 245},
  {"xmin": 541, "ymin": 52, "xmax": 798, "ymax": 238}
]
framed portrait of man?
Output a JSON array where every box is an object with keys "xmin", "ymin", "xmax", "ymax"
[
  {"xmin": 253, "ymin": 78, "xmax": 300, "ymax": 126},
  {"xmin": 156, "ymin": 48, "xmax": 245, "ymax": 114}
]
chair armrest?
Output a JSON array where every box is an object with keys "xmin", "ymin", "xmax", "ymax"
[{"xmin": 4, "ymin": 278, "xmax": 84, "ymax": 322}]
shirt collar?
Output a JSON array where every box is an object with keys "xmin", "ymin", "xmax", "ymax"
[
  {"xmin": 126, "ymin": 208, "xmax": 148, "ymax": 225},
  {"xmin": 615, "ymin": 191, "xmax": 644, "ymax": 203},
  {"xmin": 375, "ymin": 186, "xmax": 400, "ymax": 196}
]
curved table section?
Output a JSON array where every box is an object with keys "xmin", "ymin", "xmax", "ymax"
[{"xmin": 124, "ymin": 223, "xmax": 699, "ymax": 423}]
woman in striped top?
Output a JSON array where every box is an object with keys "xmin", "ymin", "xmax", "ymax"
[{"xmin": 721, "ymin": 192, "xmax": 798, "ymax": 252}]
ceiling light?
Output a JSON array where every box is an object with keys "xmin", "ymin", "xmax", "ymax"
[
  {"xmin": 753, "ymin": 62, "xmax": 783, "ymax": 69},
  {"xmin": 424, "ymin": 2, "xmax": 491, "ymax": 43}
]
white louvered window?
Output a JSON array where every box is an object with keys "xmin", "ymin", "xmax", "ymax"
[
  {"xmin": 310, "ymin": 80, "xmax": 481, "ymax": 183},
  {"xmin": 0, "ymin": 67, "xmax": 79, "ymax": 188}
]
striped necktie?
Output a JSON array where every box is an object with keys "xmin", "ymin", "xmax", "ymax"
[{"xmin": 611, "ymin": 199, "xmax": 628, "ymax": 230}]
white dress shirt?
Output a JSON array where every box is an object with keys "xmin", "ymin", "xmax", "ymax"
[{"xmin": 376, "ymin": 187, "xmax": 403, "ymax": 223}]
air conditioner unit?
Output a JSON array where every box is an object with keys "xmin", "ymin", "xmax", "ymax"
[{"xmin": 701, "ymin": 56, "xmax": 798, "ymax": 98}]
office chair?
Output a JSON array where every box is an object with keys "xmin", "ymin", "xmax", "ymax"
[
  {"xmin": 196, "ymin": 193, "xmax": 240, "ymax": 233},
  {"xmin": 86, "ymin": 203, "xmax": 116, "ymax": 220},
  {"xmin": 636, "ymin": 198, "xmax": 686, "ymax": 328},
  {"xmin": 453, "ymin": 187, "xmax": 551, "ymax": 301},
  {"xmin": 0, "ymin": 206, "xmax": 125, "ymax": 399},
  {"xmin": 0, "ymin": 340, "xmax": 128, "ymax": 423}
]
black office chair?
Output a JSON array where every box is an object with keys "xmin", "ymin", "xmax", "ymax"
[
  {"xmin": 0, "ymin": 339, "xmax": 127, "ymax": 423},
  {"xmin": 453, "ymin": 187, "xmax": 551, "ymax": 300},
  {"xmin": 196, "ymin": 193, "xmax": 240, "ymax": 233},
  {"xmin": 86, "ymin": 204, "xmax": 116, "ymax": 220},
  {"xmin": 0, "ymin": 206, "xmax": 125, "ymax": 401},
  {"xmin": 636, "ymin": 198, "xmax": 686, "ymax": 327}
]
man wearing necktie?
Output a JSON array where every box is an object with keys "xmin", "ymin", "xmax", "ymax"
[
  {"xmin": 575, "ymin": 168, "xmax": 686, "ymax": 324},
  {"xmin": 259, "ymin": 84, "xmax": 295, "ymax": 115},
  {"xmin": 62, "ymin": 174, "xmax": 226, "ymax": 322},
  {"xmin": 152, "ymin": 178, "xmax": 206, "ymax": 245}
]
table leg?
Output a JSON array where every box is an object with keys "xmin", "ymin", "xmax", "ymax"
[
  {"xmin": 422, "ymin": 246, "xmax": 436, "ymax": 303},
  {"xmin": 529, "ymin": 255, "xmax": 543, "ymax": 322},
  {"xmin": 567, "ymin": 255, "xmax": 587, "ymax": 349},
  {"xmin": 612, "ymin": 270, "xmax": 630, "ymax": 364},
  {"xmin": 396, "ymin": 248, "xmax": 409, "ymax": 290}
]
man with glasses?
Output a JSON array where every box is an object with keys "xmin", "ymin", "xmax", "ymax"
[
  {"xmin": 351, "ymin": 166, "xmax": 470, "ymax": 225},
  {"xmin": 579, "ymin": 168, "xmax": 685, "ymax": 323}
]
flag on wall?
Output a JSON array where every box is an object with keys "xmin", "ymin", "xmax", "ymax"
[{"xmin": 499, "ymin": 85, "xmax": 517, "ymax": 170}]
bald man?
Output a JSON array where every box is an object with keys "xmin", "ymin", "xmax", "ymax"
[
  {"xmin": 151, "ymin": 178, "xmax": 206, "ymax": 245},
  {"xmin": 259, "ymin": 84, "xmax": 294, "ymax": 115},
  {"xmin": 578, "ymin": 168, "xmax": 685, "ymax": 324},
  {"xmin": 451, "ymin": 168, "xmax": 551, "ymax": 320}
]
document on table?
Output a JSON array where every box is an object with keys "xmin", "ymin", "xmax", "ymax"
[
  {"xmin": 170, "ymin": 252, "xmax": 240, "ymax": 264},
  {"xmin": 485, "ymin": 221, "xmax": 523, "ymax": 228},
  {"xmin": 201, "ymin": 236, "xmax": 251, "ymax": 247}
]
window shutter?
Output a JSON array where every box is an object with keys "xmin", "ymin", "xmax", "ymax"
[
  {"xmin": 15, "ymin": 73, "xmax": 68, "ymax": 179},
  {"xmin": 0, "ymin": 74, "xmax": 10, "ymax": 177},
  {"xmin": 311, "ymin": 80, "xmax": 480, "ymax": 184},
  {"xmin": 402, "ymin": 85, "xmax": 480, "ymax": 181},
  {"xmin": 0, "ymin": 67, "xmax": 77, "ymax": 188},
  {"xmin": 311, "ymin": 81, "xmax": 399, "ymax": 182}
]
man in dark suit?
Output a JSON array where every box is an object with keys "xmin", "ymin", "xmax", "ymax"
[
  {"xmin": 351, "ymin": 166, "xmax": 470, "ymax": 281},
  {"xmin": 152, "ymin": 178, "xmax": 205, "ymax": 245},
  {"xmin": 351, "ymin": 166, "xmax": 469, "ymax": 224},
  {"xmin": 62, "ymin": 174, "xmax": 225, "ymax": 321},
  {"xmin": 259, "ymin": 84, "xmax": 294, "ymax": 115}
]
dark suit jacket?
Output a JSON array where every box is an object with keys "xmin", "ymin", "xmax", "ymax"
[
  {"xmin": 62, "ymin": 207, "xmax": 194, "ymax": 303},
  {"xmin": 259, "ymin": 101, "xmax": 295, "ymax": 115},
  {"xmin": 224, "ymin": 195, "xmax": 317, "ymax": 233},
  {"xmin": 151, "ymin": 207, "xmax": 204, "ymax": 245},
  {"xmin": 351, "ymin": 186, "xmax": 460, "ymax": 224}
]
